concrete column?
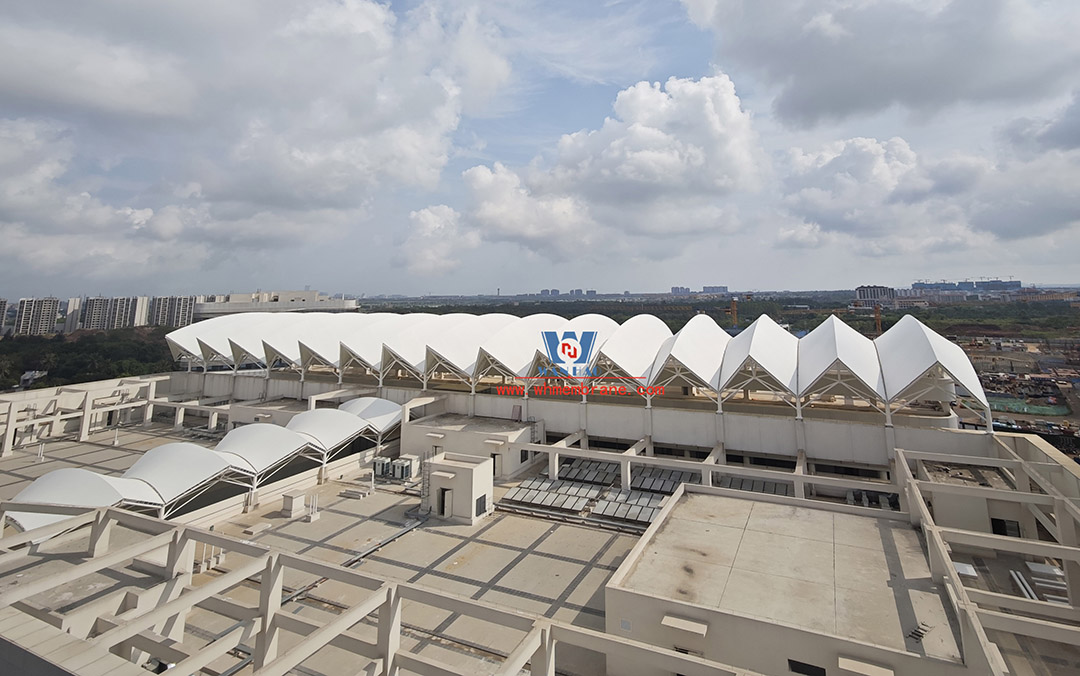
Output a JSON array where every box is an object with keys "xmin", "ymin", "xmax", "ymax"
[
  {"xmin": 1, "ymin": 401, "xmax": 16, "ymax": 457},
  {"xmin": 254, "ymin": 554, "xmax": 284, "ymax": 670},
  {"xmin": 715, "ymin": 409, "xmax": 726, "ymax": 451},
  {"xmin": 548, "ymin": 452, "xmax": 559, "ymax": 480},
  {"xmin": 644, "ymin": 435, "xmax": 654, "ymax": 457},
  {"xmin": 173, "ymin": 406, "xmax": 186, "ymax": 431},
  {"xmin": 701, "ymin": 468, "xmax": 712, "ymax": 487},
  {"xmin": 78, "ymin": 393, "xmax": 94, "ymax": 441},
  {"xmin": 142, "ymin": 381, "xmax": 157, "ymax": 428},
  {"xmin": 1053, "ymin": 499, "xmax": 1080, "ymax": 606},
  {"xmin": 620, "ymin": 459, "xmax": 631, "ymax": 488},
  {"xmin": 87, "ymin": 512, "xmax": 115, "ymax": 557},
  {"xmin": 377, "ymin": 585, "xmax": 401, "ymax": 676},
  {"xmin": 208, "ymin": 411, "xmax": 219, "ymax": 431},
  {"xmin": 531, "ymin": 626, "xmax": 555, "ymax": 676},
  {"xmin": 161, "ymin": 530, "xmax": 196, "ymax": 642},
  {"xmin": 522, "ymin": 391, "xmax": 529, "ymax": 421},
  {"xmin": 1014, "ymin": 465, "xmax": 1038, "ymax": 539}
]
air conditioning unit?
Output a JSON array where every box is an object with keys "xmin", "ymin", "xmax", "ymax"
[
  {"xmin": 374, "ymin": 457, "xmax": 391, "ymax": 477},
  {"xmin": 391, "ymin": 458, "xmax": 412, "ymax": 481}
]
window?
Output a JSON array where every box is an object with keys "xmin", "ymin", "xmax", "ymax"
[
  {"xmin": 475, "ymin": 495, "xmax": 487, "ymax": 517},
  {"xmin": 521, "ymin": 448, "xmax": 530, "ymax": 464},
  {"xmin": 991, "ymin": 518, "xmax": 1021, "ymax": 538},
  {"xmin": 788, "ymin": 659, "xmax": 826, "ymax": 676}
]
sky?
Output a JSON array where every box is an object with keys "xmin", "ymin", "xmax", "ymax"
[{"xmin": 2, "ymin": 0, "xmax": 1079, "ymax": 299}]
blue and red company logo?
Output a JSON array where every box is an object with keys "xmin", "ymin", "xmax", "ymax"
[{"xmin": 541, "ymin": 331, "xmax": 598, "ymax": 378}]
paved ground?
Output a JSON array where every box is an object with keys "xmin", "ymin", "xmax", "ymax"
[{"xmin": 205, "ymin": 478, "xmax": 636, "ymax": 675}]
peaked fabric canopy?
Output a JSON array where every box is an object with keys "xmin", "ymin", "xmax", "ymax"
[
  {"xmin": 168, "ymin": 311, "xmax": 986, "ymax": 406},
  {"xmin": 648, "ymin": 314, "xmax": 730, "ymax": 388},
  {"xmin": 717, "ymin": 315, "xmax": 799, "ymax": 393},
  {"xmin": 596, "ymin": 315, "xmax": 673, "ymax": 380},
  {"xmin": 797, "ymin": 315, "xmax": 887, "ymax": 399},
  {"xmin": 875, "ymin": 315, "xmax": 988, "ymax": 407}
]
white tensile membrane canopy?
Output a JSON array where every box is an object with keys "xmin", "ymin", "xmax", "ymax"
[
  {"xmin": 213, "ymin": 424, "xmax": 313, "ymax": 476},
  {"xmin": 475, "ymin": 313, "xmax": 567, "ymax": 379},
  {"xmin": 716, "ymin": 315, "xmax": 800, "ymax": 398},
  {"xmin": 647, "ymin": 314, "xmax": 730, "ymax": 391},
  {"xmin": 338, "ymin": 397, "xmax": 402, "ymax": 434},
  {"xmin": 339, "ymin": 313, "xmax": 434, "ymax": 373},
  {"xmin": 594, "ymin": 315, "xmax": 674, "ymax": 384},
  {"xmin": 5, "ymin": 468, "xmax": 162, "ymax": 533},
  {"xmin": 875, "ymin": 314, "xmax": 988, "ymax": 408},
  {"xmin": 426, "ymin": 314, "xmax": 519, "ymax": 381},
  {"xmin": 381, "ymin": 313, "xmax": 476, "ymax": 378},
  {"xmin": 122, "ymin": 442, "xmax": 232, "ymax": 507},
  {"xmin": 285, "ymin": 408, "xmax": 370, "ymax": 452},
  {"xmin": 164, "ymin": 311, "xmax": 987, "ymax": 409},
  {"xmin": 797, "ymin": 315, "xmax": 887, "ymax": 402}
]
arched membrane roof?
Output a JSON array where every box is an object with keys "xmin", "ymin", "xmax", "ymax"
[
  {"xmin": 213, "ymin": 424, "xmax": 312, "ymax": 475},
  {"xmin": 122, "ymin": 442, "xmax": 231, "ymax": 505},
  {"xmin": 286, "ymin": 409, "xmax": 369, "ymax": 451}
]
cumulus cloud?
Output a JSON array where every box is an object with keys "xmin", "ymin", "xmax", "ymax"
[
  {"xmin": 777, "ymin": 133, "xmax": 1080, "ymax": 251},
  {"xmin": 437, "ymin": 74, "xmax": 762, "ymax": 265},
  {"xmin": 682, "ymin": 0, "xmax": 1080, "ymax": 126},
  {"xmin": 402, "ymin": 205, "xmax": 480, "ymax": 275}
]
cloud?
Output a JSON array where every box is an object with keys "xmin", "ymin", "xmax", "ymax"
[
  {"xmin": 682, "ymin": 0, "xmax": 1080, "ymax": 126},
  {"xmin": 777, "ymin": 133, "xmax": 1080, "ymax": 251},
  {"xmin": 1003, "ymin": 92, "xmax": 1080, "ymax": 152},
  {"xmin": 441, "ymin": 74, "xmax": 762, "ymax": 265},
  {"xmin": 402, "ymin": 205, "xmax": 479, "ymax": 275}
]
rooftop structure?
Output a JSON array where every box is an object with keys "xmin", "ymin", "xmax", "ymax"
[{"xmin": 0, "ymin": 311, "xmax": 1078, "ymax": 675}]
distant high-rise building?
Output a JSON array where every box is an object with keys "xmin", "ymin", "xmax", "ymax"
[
  {"xmin": 14, "ymin": 297, "xmax": 60, "ymax": 336},
  {"xmin": 569, "ymin": 289, "xmax": 584, "ymax": 297},
  {"xmin": 108, "ymin": 296, "xmax": 150, "ymax": 328},
  {"xmin": 855, "ymin": 285, "xmax": 896, "ymax": 303},
  {"xmin": 702, "ymin": 285, "xmax": 728, "ymax": 294},
  {"xmin": 585, "ymin": 289, "xmax": 597, "ymax": 297},
  {"xmin": 82, "ymin": 297, "xmax": 111, "ymax": 330},
  {"xmin": 550, "ymin": 289, "xmax": 560, "ymax": 296},
  {"xmin": 539, "ymin": 289, "xmax": 550, "ymax": 296},
  {"xmin": 0, "ymin": 298, "xmax": 7, "ymax": 332},
  {"xmin": 671, "ymin": 286, "xmax": 691, "ymax": 295},
  {"xmin": 63, "ymin": 297, "xmax": 82, "ymax": 333},
  {"xmin": 81, "ymin": 296, "xmax": 152, "ymax": 330},
  {"xmin": 149, "ymin": 296, "xmax": 195, "ymax": 328}
]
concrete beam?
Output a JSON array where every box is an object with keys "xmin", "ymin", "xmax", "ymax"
[
  {"xmin": 914, "ymin": 480, "xmax": 1056, "ymax": 506},
  {"xmin": 256, "ymin": 584, "xmax": 391, "ymax": 676},
  {"xmin": 90, "ymin": 556, "xmax": 267, "ymax": 649},
  {"xmin": 976, "ymin": 608, "xmax": 1080, "ymax": 646},
  {"xmin": 549, "ymin": 624, "xmax": 741, "ymax": 676},
  {"xmin": 0, "ymin": 529, "xmax": 176, "ymax": 608},
  {"xmin": 965, "ymin": 588, "xmax": 1080, "ymax": 623},
  {"xmin": 939, "ymin": 526, "xmax": 1080, "ymax": 563}
]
